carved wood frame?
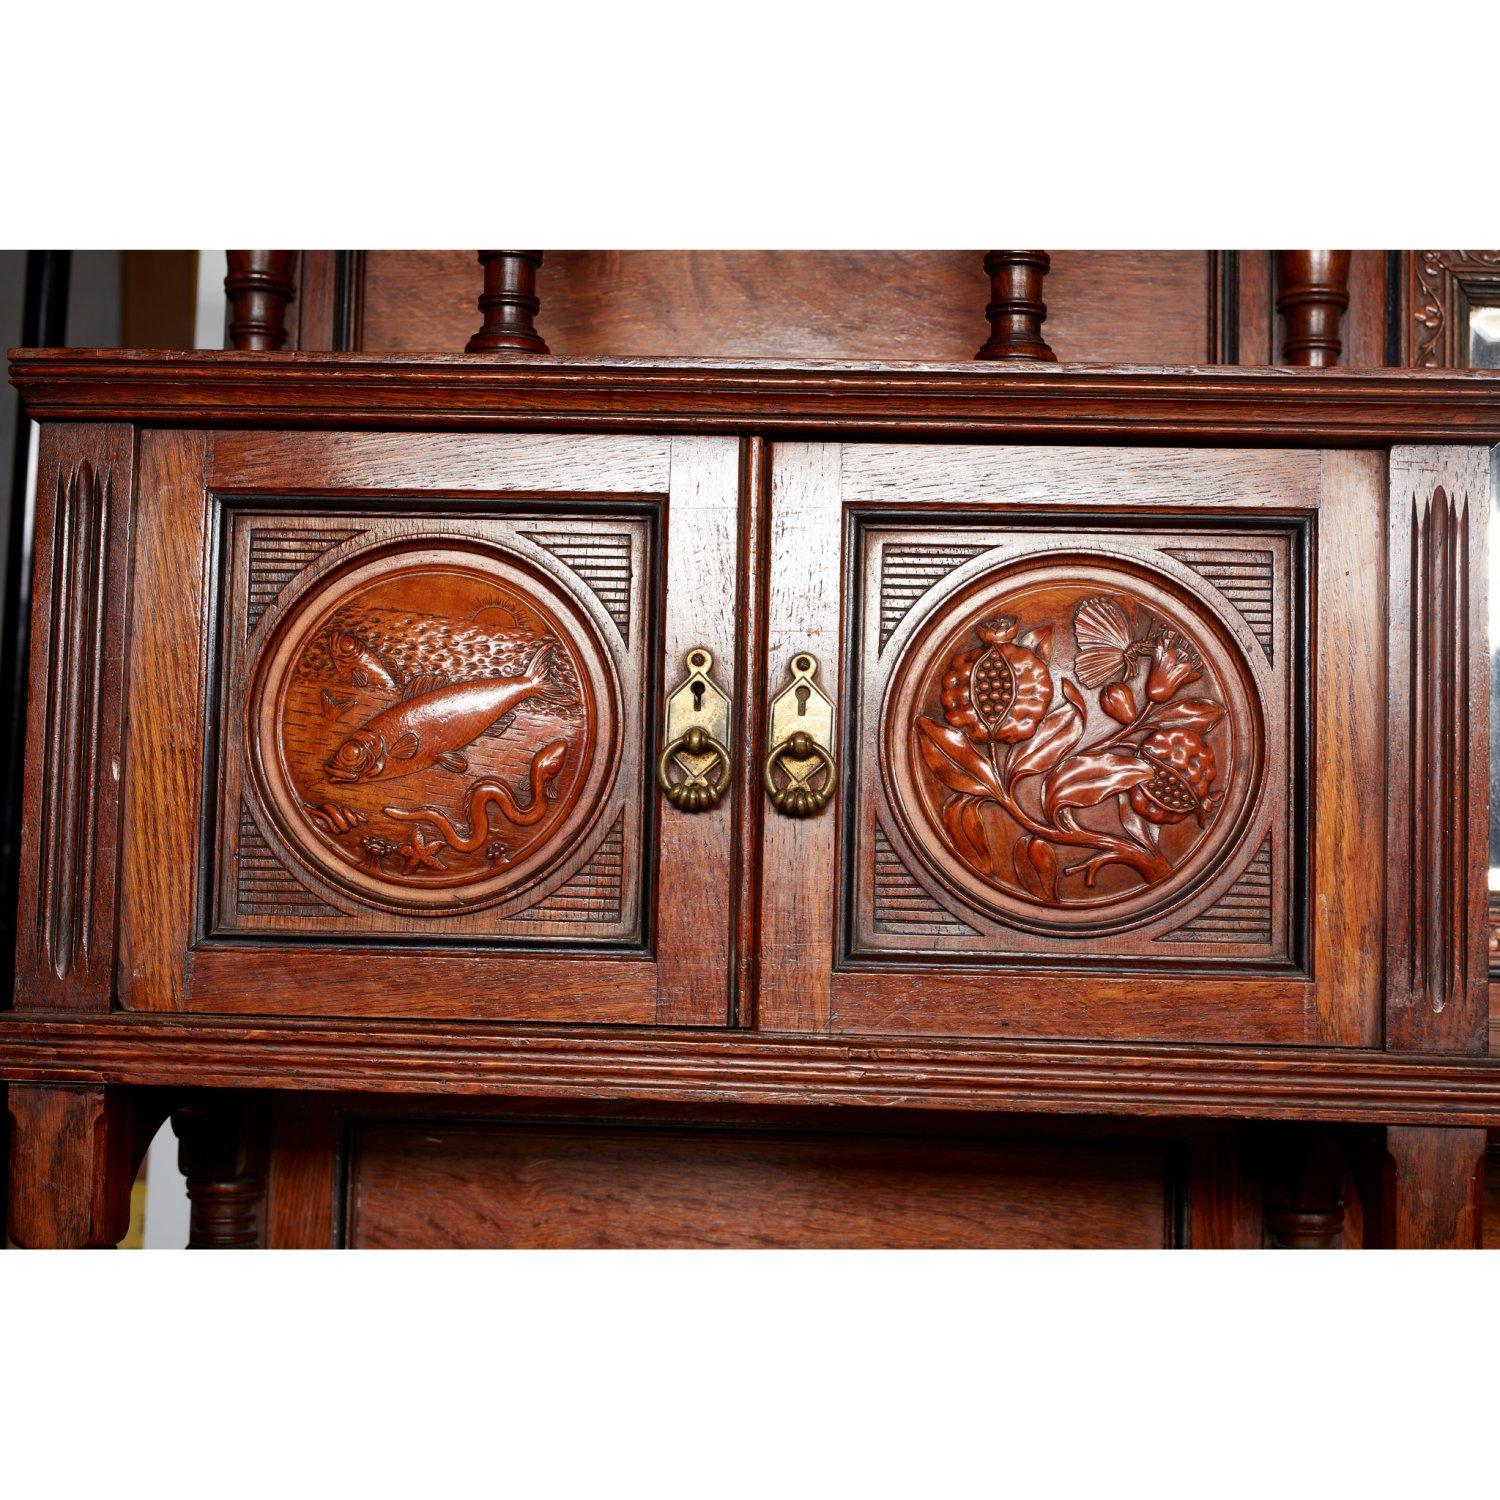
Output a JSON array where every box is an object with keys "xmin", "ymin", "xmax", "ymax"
[
  {"xmin": 1401, "ymin": 253, "xmax": 1500, "ymax": 987},
  {"xmin": 106, "ymin": 429, "xmax": 743, "ymax": 1027},
  {"xmin": 759, "ymin": 442, "xmax": 1383, "ymax": 1048},
  {"xmin": 1404, "ymin": 251, "xmax": 1500, "ymax": 370}
]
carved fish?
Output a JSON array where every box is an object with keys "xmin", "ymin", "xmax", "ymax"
[
  {"xmin": 325, "ymin": 646, "xmax": 552, "ymax": 783},
  {"xmin": 329, "ymin": 631, "xmax": 401, "ymax": 692},
  {"xmin": 303, "ymin": 606, "xmax": 582, "ymax": 719}
]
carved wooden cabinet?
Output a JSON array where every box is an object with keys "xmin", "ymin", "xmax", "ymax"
[
  {"xmin": 111, "ymin": 430, "xmax": 739, "ymax": 1026},
  {"xmin": 762, "ymin": 443, "xmax": 1386, "ymax": 1047},
  {"xmin": 3, "ymin": 349, "xmax": 1498, "ymax": 1248}
]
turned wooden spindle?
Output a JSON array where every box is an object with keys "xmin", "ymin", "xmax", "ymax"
[
  {"xmin": 1275, "ymin": 250, "xmax": 1351, "ymax": 367},
  {"xmin": 976, "ymin": 250, "xmax": 1057, "ymax": 362},
  {"xmin": 1264, "ymin": 1132, "xmax": 1347, "ymax": 1248},
  {"xmin": 465, "ymin": 250, "xmax": 549, "ymax": 354},
  {"xmin": 172, "ymin": 1099, "xmax": 266, "ymax": 1249},
  {"xmin": 224, "ymin": 251, "xmax": 297, "ymax": 351}
]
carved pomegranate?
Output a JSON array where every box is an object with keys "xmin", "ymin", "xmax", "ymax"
[
  {"xmin": 1128, "ymin": 726, "xmax": 1218, "ymax": 825},
  {"xmin": 888, "ymin": 559, "xmax": 1262, "ymax": 931},
  {"xmin": 940, "ymin": 616, "xmax": 1053, "ymax": 745}
]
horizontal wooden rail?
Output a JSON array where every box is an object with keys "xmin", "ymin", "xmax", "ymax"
[
  {"xmin": 11, "ymin": 349, "xmax": 1500, "ymax": 445},
  {"xmin": 6, "ymin": 1014, "xmax": 1500, "ymax": 1126}
]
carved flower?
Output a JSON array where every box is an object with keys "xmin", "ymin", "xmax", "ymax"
[
  {"xmin": 1099, "ymin": 682, "xmax": 1137, "ymax": 724},
  {"xmin": 1144, "ymin": 629, "xmax": 1202, "ymax": 703},
  {"xmin": 1127, "ymin": 726, "xmax": 1218, "ymax": 825},
  {"xmin": 940, "ymin": 617, "xmax": 1053, "ymax": 746}
]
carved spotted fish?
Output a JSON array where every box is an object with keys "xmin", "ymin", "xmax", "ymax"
[
  {"xmin": 325, "ymin": 645, "xmax": 552, "ymax": 783},
  {"xmin": 329, "ymin": 631, "xmax": 401, "ymax": 692}
]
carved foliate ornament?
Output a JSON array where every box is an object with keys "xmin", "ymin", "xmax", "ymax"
[
  {"xmin": 247, "ymin": 544, "xmax": 620, "ymax": 914},
  {"xmin": 884, "ymin": 561, "xmax": 1261, "ymax": 936}
]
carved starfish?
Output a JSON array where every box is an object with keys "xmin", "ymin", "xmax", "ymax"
[{"xmin": 397, "ymin": 829, "xmax": 446, "ymax": 874}]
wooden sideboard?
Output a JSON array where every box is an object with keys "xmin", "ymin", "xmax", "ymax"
[{"xmin": 4, "ymin": 252, "xmax": 1500, "ymax": 1248}]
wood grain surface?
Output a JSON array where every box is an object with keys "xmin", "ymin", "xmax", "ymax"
[
  {"xmin": 343, "ymin": 1118, "xmax": 1178, "ymax": 1248},
  {"xmin": 13, "ymin": 350, "xmax": 1500, "ymax": 445}
]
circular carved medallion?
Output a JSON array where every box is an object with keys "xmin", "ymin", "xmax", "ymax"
[
  {"xmin": 248, "ymin": 542, "xmax": 619, "ymax": 913},
  {"xmin": 883, "ymin": 555, "xmax": 1262, "ymax": 936}
]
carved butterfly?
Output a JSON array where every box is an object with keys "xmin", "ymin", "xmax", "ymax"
[{"xmin": 1071, "ymin": 596, "xmax": 1144, "ymax": 689}]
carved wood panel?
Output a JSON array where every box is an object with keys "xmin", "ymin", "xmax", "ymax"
[
  {"xmin": 216, "ymin": 513, "xmax": 642, "ymax": 939},
  {"xmin": 1385, "ymin": 447, "xmax": 1490, "ymax": 1053},
  {"xmin": 857, "ymin": 525, "xmax": 1294, "ymax": 963},
  {"xmin": 115, "ymin": 430, "xmax": 741, "ymax": 1026},
  {"xmin": 15, "ymin": 425, "xmax": 135, "ymax": 1010},
  {"xmin": 761, "ymin": 442, "xmax": 1383, "ymax": 1047}
]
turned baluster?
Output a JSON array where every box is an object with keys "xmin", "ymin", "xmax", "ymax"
[
  {"xmin": 172, "ymin": 1098, "xmax": 266, "ymax": 1249},
  {"xmin": 224, "ymin": 251, "xmax": 297, "ymax": 351},
  {"xmin": 465, "ymin": 251, "xmax": 549, "ymax": 354},
  {"xmin": 1264, "ymin": 1131, "xmax": 1347, "ymax": 1248},
  {"xmin": 976, "ymin": 250, "xmax": 1057, "ymax": 362},
  {"xmin": 1275, "ymin": 250, "xmax": 1351, "ymax": 367}
]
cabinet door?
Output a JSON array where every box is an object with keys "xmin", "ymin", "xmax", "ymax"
[
  {"xmin": 759, "ymin": 443, "xmax": 1384, "ymax": 1046},
  {"xmin": 118, "ymin": 431, "xmax": 741, "ymax": 1024}
]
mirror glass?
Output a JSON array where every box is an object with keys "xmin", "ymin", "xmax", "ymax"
[
  {"xmin": 1472, "ymin": 305, "xmax": 1500, "ymax": 370},
  {"xmin": 1491, "ymin": 425, "xmax": 1500, "ymax": 892}
]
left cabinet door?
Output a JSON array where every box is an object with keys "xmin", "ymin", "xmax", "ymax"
[{"xmin": 115, "ymin": 430, "xmax": 742, "ymax": 1025}]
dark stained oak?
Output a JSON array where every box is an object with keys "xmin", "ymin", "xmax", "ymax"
[
  {"xmin": 464, "ymin": 251, "xmax": 549, "ymax": 355},
  {"xmin": 762, "ymin": 440, "xmax": 1379, "ymax": 1047},
  {"xmin": 14, "ymin": 424, "xmax": 135, "ymax": 1011},
  {"xmin": 6, "ymin": 311, "xmax": 1500, "ymax": 1249},
  {"xmin": 1385, "ymin": 446, "xmax": 1490, "ymax": 1052},
  {"xmin": 13, "ymin": 1015, "xmax": 1500, "ymax": 1127},
  {"xmin": 1275, "ymin": 251, "xmax": 1351, "ymax": 368},
  {"xmin": 225, "ymin": 252, "xmax": 297, "ymax": 352},
  {"xmin": 14, "ymin": 349, "xmax": 1500, "ymax": 446},
  {"xmin": 344, "ymin": 1119, "xmax": 1177, "ymax": 1249},
  {"xmin": 340, "ymin": 251, "xmax": 1212, "ymax": 365},
  {"xmin": 1377, "ymin": 1126, "xmax": 1486, "ymax": 1247},
  {"xmin": 172, "ymin": 1095, "xmax": 266, "ymax": 1248},
  {"xmin": 115, "ymin": 428, "xmax": 738, "ymax": 1025},
  {"xmin": 5, "ymin": 1084, "xmax": 154, "ymax": 1248},
  {"xmin": 976, "ymin": 251, "xmax": 1056, "ymax": 361}
]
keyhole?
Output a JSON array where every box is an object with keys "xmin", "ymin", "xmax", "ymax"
[
  {"xmin": 692, "ymin": 681, "xmax": 705, "ymax": 712},
  {"xmin": 795, "ymin": 684, "xmax": 810, "ymax": 715}
]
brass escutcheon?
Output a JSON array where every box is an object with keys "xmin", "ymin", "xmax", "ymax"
[
  {"xmin": 764, "ymin": 651, "xmax": 837, "ymax": 818},
  {"xmin": 657, "ymin": 647, "xmax": 732, "ymax": 812}
]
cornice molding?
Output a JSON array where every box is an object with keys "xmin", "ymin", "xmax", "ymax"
[{"xmin": 11, "ymin": 349, "xmax": 1500, "ymax": 445}]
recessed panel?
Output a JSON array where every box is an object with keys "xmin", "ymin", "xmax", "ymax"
[
  {"xmin": 214, "ymin": 509, "xmax": 651, "ymax": 943},
  {"xmin": 851, "ymin": 523, "xmax": 1298, "ymax": 966}
]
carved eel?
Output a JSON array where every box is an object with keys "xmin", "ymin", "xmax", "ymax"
[{"xmin": 385, "ymin": 740, "xmax": 568, "ymax": 850}]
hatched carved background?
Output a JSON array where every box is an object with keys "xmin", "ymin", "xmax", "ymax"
[
  {"xmin": 212, "ymin": 510, "xmax": 648, "ymax": 942},
  {"xmin": 854, "ymin": 525, "xmax": 1296, "ymax": 964}
]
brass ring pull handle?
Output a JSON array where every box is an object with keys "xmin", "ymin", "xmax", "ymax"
[
  {"xmin": 657, "ymin": 647, "xmax": 733, "ymax": 813},
  {"xmin": 763, "ymin": 730, "xmax": 837, "ymax": 817},
  {"xmin": 659, "ymin": 725, "xmax": 733, "ymax": 812},
  {"xmin": 763, "ymin": 651, "xmax": 837, "ymax": 819}
]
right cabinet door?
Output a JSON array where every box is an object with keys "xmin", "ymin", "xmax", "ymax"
[{"xmin": 758, "ymin": 442, "xmax": 1385, "ymax": 1047}]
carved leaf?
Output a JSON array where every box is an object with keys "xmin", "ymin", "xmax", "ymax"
[
  {"xmin": 1018, "ymin": 625, "xmax": 1054, "ymax": 663},
  {"xmin": 1118, "ymin": 796, "xmax": 1160, "ymax": 851},
  {"xmin": 1007, "ymin": 692, "xmax": 1084, "ymax": 784},
  {"xmin": 1013, "ymin": 837, "xmax": 1043, "ymax": 898},
  {"xmin": 1012, "ymin": 836, "xmax": 1061, "ymax": 902},
  {"xmin": 943, "ymin": 795, "xmax": 993, "ymax": 874},
  {"xmin": 1149, "ymin": 698, "xmax": 1225, "ymax": 733},
  {"xmin": 914, "ymin": 718, "xmax": 1004, "ymax": 800},
  {"xmin": 1042, "ymin": 750, "xmax": 1154, "ymax": 820}
]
